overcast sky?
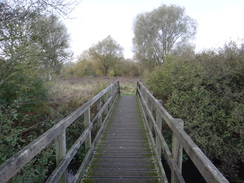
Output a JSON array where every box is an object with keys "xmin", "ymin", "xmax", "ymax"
[{"xmin": 64, "ymin": 0, "xmax": 244, "ymax": 60}]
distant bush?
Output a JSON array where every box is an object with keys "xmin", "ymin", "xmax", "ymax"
[
  {"xmin": 61, "ymin": 58, "xmax": 142, "ymax": 78},
  {"xmin": 145, "ymin": 41, "xmax": 244, "ymax": 182}
]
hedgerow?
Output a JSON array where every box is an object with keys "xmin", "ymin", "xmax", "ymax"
[{"xmin": 145, "ymin": 42, "xmax": 244, "ymax": 182}]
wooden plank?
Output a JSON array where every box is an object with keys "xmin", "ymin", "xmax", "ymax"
[
  {"xmin": 171, "ymin": 119, "xmax": 184, "ymax": 183},
  {"xmin": 84, "ymin": 108, "xmax": 91, "ymax": 152},
  {"xmin": 97, "ymin": 98, "xmax": 102, "ymax": 128},
  {"xmin": 55, "ymin": 130, "xmax": 68, "ymax": 183}
]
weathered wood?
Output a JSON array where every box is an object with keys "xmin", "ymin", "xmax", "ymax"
[
  {"xmin": 0, "ymin": 81, "xmax": 119, "ymax": 183},
  {"xmin": 156, "ymin": 103, "xmax": 163, "ymax": 162},
  {"xmin": 171, "ymin": 119, "xmax": 184, "ymax": 183},
  {"xmin": 104, "ymin": 92, "xmax": 109, "ymax": 116},
  {"xmin": 97, "ymin": 98, "xmax": 102, "ymax": 128},
  {"xmin": 55, "ymin": 130, "xmax": 67, "ymax": 183},
  {"xmin": 136, "ymin": 81, "xmax": 230, "ymax": 183},
  {"xmin": 84, "ymin": 108, "xmax": 91, "ymax": 152}
]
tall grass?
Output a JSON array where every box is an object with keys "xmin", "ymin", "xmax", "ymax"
[{"xmin": 46, "ymin": 77, "xmax": 140, "ymax": 120}]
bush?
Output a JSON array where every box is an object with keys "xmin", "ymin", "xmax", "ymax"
[{"xmin": 145, "ymin": 42, "xmax": 244, "ymax": 182}]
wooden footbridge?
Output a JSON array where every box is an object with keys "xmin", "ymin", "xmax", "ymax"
[{"xmin": 0, "ymin": 81, "xmax": 229, "ymax": 183}]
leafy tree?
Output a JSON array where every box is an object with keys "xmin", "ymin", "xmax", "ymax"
[
  {"xmin": 72, "ymin": 59, "xmax": 95, "ymax": 77},
  {"xmin": 89, "ymin": 35, "xmax": 124, "ymax": 76},
  {"xmin": 0, "ymin": 1, "xmax": 72, "ymax": 84},
  {"xmin": 30, "ymin": 15, "xmax": 72, "ymax": 79},
  {"xmin": 133, "ymin": 4, "xmax": 197, "ymax": 68},
  {"xmin": 0, "ymin": 0, "xmax": 76, "ymax": 181}
]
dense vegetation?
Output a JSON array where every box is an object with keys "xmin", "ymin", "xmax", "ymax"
[
  {"xmin": 145, "ymin": 42, "xmax": 244, "ymax": 182},
  {"xmin": 0, "ymin": 0, "xmax": 79, "ymax": 181}
]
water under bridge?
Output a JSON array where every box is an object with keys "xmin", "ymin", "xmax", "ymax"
[{"xmin": 0, "ymin": 81, "xmax": 229, "ymax": 183}]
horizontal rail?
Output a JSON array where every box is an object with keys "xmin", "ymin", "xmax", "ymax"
[
  {"xmin": 0, "ymin": 80, "xmax": 120, "ymax": 183},
  {"xmin": 136, "ymin": 80, "xmax": 229, "ymax": 183}
]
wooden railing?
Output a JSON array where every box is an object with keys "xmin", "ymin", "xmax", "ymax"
[
  {"xmin": 136, "ymin": 81, "xmax": 229, "ymax": 183},
  {"xmin": 0, "ymin": 81, "xmax": 120, "ymax": 183}
]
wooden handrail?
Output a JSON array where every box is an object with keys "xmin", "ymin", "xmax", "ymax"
[
  {"xmin": 136, "ymin": 80, "xmax": 229, "ymax": 183},
  {"xmin": 0, "ymin": 81, "xmax": 120, "ymax": 183}
]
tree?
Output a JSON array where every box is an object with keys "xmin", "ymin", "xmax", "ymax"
[
  {"xmin": 0, "ymin": 0, "xmax": 73, "ymax": 84},
  {"xmin": 31, "ymin": 15, "xmax": 72, "ymax": 78},
  {"xmin": 133, "ymin": 4, "xmax": 197, "ymax": 68},
  {"xmin": 0, "ymin": 0, "xmax": 76, "ymax": 181},
  {"xmin": 89, "ymin": 35, "xmax": 124, "ymax": 76}
]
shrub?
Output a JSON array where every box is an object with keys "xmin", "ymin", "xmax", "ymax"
[{"xmin": 145, "ymin": 42, "xmax": 244, "ymax": 182}]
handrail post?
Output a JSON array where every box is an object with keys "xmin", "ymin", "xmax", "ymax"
[
  {"xmin": 117, "ymin": 80, "xmax": 120, "ymax": 95},
  {"xmin": 171, "ymin": 119, "xmax": 184, "ymax": 183},
  {"xmin": 104, "ymin": 92, "xmax": 109, "ymax": 116},
  {"xmin": 136, "ymin": 81, "xmax": 140, "ymax": 96},
  {"xmin": 97, "ymin": 98, "xmax": 102, "ymax": 128},
  {"xmin": 55, "ymin": 130, "xmax": 67, "ymax": 183},
  {"xmin": 156, "ymin": 100, "xmax": 163, "ymax": 160},
  {"xmin": 85, "ymin": 108, "xmax": 91, "ymax": 152},
  {"xmin": 148, "ymin": 98, "xmax": 154, "ymax": 134}
]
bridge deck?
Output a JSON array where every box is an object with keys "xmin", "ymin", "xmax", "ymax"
[{"xmin": 81, "ymin": 95, "xmax": 162, "ymax": 183}]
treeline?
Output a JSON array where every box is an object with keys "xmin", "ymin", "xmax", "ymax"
[{"xmin": 61, "ymin": 36, "xmax": 141, "ymax": 78}]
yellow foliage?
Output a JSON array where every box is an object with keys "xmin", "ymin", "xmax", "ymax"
[{"xmin": 108, "ymin": 70, "xmax": 115, "ymax": 76}]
